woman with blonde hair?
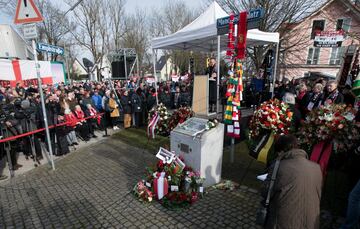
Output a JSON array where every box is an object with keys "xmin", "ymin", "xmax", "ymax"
[
  {"xmin": 109, "ymin": 92, "xmax": 120, "ymax": 130},
  {"xmin": 306, "ymin": 83, "xmax": 324, "ymax": 111}
]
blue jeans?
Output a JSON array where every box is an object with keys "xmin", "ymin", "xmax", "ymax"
[{"xmin": 341, "ymin": 180, "xmax": 360, "ymax": 229}]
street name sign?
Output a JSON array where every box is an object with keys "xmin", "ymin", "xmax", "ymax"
[
  {"xmin": 37, "ymin": 43, "xmax": 65, "ymax": 56},
  {"xmin": 217, "ymin": 8, "xmax": 264, "ymax": 35},
  {"xmin": 14, "ymin": 0, "xmax": 43, "ymax": 24}
]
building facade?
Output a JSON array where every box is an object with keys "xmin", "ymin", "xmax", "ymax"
[
  {"xmin": 279, "ymin": 0, "xmax": 360, "ymax": 84},
  {"xmin": 0, "ymin": 24, "xmax": 33, "ymax": 60}
]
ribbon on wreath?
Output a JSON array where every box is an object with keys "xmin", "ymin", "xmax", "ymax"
[
  {"xmin": 249, "ymin": 133, "xmax": 274, "ymax": 164},
  {"xmin": 310, "ymin": 141, "xmax": 333, "ymax": 176},
  {"xmin": 147, "ymin": 112, "xmax": 160, "ymax": 139},
  {"xmin": 153, "ymin": 172, "xmax": 169, "ymax": 200}
]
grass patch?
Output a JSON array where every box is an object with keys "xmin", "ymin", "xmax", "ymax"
[{"xmin": 113, "ymin": 128, "xmax": 170, "ymax": 154}]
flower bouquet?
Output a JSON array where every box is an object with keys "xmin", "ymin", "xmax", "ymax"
[
  {"xmin": 148, "ymin": 103, "xmax": 171, "ymax": 136},
  {"xmin": 168, "ymin": 106, "xmax": 194, "ymax": 131},
  {"xmin": 134, "ymin": 149, "xmax": 205, "ymax": 209},
  {"xmin": 249, "ymin": 99, "xmax": 293, "ymax": 139},
  {"xmin": 133, "ymin": 181, "xmax": 153, "ymax": 203},
  {"xmin": 298, "ymin": 104, "xmax": 360, "ymax": 154},
  {"xmin": 248, "ymin": 99, "xmax": 293, "ymax": 163}
]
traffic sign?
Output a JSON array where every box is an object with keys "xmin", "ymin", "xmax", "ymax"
[
  {"xmin": 217, "ymin": 8, "xmax": 264, "ymax": 35},
  {"xmin": 14, "ymin": 0, "xmax": 43, "ymax": 24},
  {"xmin": 37, "ymin": 43, "xmax": 65, "ymax": 56},
  {"xmin": 23, "ymin": 23, "xmax": 38, "ymax": 39}
]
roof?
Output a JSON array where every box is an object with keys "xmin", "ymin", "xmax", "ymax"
[
  {"xmin": 151, "ymin": 1, "xmax": 279, "ymax": 52},
  {"xmin": 289, "ymin": 0, "xmax": 360, "ymax": 26}
]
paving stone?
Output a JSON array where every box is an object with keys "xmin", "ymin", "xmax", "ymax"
[{"xmin": 0, "ymin": 138, "xmax": 262, "ymax": 228}]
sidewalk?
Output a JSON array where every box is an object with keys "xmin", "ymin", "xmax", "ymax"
[
  {"xmin": 0, "ymin": 128, "xmax": 120, "ymax": 182},
  {"xmin": 0, "ymin": 134, "xmax": 263, "ymax": 228}
]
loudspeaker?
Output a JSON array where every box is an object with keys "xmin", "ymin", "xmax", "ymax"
[{"xmin": 111, "ymin": 57, "xmax": 137, "ymax": 78}]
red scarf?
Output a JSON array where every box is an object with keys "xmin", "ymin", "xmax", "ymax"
[
  {"xmin": 65, "ymin": 112, "xmax": 78, "ymax": 127},
  {"xmin": 88, "ymin": 107, "xmax": 101, "ymax": 125},
  {"xmin": 74, "ymin": 109, "xmax": 85, "ymax": 122}
]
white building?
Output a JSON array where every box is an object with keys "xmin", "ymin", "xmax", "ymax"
[
  {"xmin": 156, "ymin": 56, "xmax": 178, "ymax": 82},
  {"xmin": 0, "ymin": 24, "xmax": 33, "ymax": 60}
]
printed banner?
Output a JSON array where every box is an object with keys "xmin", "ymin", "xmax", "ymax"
[{"xmin": 0, "ymin": 59, "xmax": 65, "ymax": 87}]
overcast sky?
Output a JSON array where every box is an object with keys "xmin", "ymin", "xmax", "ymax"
[{"xmin": 1, "ymin": 0, "xmax": 203, "ymax": 24}]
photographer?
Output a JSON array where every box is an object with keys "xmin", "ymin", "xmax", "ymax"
[
  {"xmin": 36, "ymin": 94, "xmax": 59, "ymax": 155},
  {"xmin": 0, "ymin": 100, "xmax": 23, "ymax": 171},
  {"xmin": 14, "ymin": 97, "xmax": 42, "ymax": 161}
]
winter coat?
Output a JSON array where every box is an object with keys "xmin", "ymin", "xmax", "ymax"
[
  {"xmin": 109, "ymin": 98, "xmax": 120, "ymax": 117},
  {"xmin": 92, "ymin": 94, "xmax": 103, "ymax": 111},
  {"xmin": 82, "ymin": 97, "xmax": 94, "ymax": 109},
  {"xmin": 305, "ymin": 92, "xmax": 324, "ymax": 111},
  {"xmin": 179, "ymin": 92, "xmax": 190, "ymax": 107},
  {"xmin": 265, "ymin": 149, "xmax": 322, "ymax": 229},
  {"xmin": 120, "ymin": 95, "xmax": 132, "ymax": 114},
  {"xmin": 147, "ymin": 94, "xmax": 157, "ymax": 111},
  {"xmin": 131, "ymin": 93, "xmax": 142, "ymax": 113}
]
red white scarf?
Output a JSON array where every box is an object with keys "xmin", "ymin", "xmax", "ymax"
[
  {"xmin": 74, "ymin": 109, "xmax": 85, "ymax": 122},
  {"xmin": 88, "ymin": 107, "xmax": 101, "ymax": 125}
]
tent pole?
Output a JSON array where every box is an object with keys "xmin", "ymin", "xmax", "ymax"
[
  {"xmin": 152, "ymin": 49, "xmax": 159, "ymax": 105},
  {"xmin": 272, "ymin": 42, "xmax": 280, "ymax": 98},
  {"xmin": 216, "ymin": 35, "xmax": 221, "ymax": 114}
]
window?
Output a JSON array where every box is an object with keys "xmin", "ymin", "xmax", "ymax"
[
  {"xmin": 307, "ymin": 47, "xmax": 320, "ymax": 65},
  {"xmin": 311, "ymin": 20, "xmax": 325, "ymax": 39},
  {"xmin": 336, "ymin": 18, "xmax": 351, "ymax": 32},
  {"xmin": 329, "ymin": 47, "xmax": 344, "ymax": 65}
]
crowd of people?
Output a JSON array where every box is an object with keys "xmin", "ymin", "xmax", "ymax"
[{"xmin": 0, "ymin": 79, "xmax": 194, "ymax": 180}]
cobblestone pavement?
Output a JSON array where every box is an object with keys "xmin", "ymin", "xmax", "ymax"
[{"xmin": 0, "ymin": 137, "xmax": 262, "ymax": 228}]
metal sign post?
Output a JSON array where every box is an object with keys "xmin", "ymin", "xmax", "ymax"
[{"xmin": 32, "ymin": 39, "xmax": 55, "ymax": 170}]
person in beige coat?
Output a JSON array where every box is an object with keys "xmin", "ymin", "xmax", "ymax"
[
  {"xmin": 108, "ymin": 92, "xmax": 120, "ymax": 130},
  {"xmin": 265, "ymin": 135, "xmax": 323, "ymax": 229}
]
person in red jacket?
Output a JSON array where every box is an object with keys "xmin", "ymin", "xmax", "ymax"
[{"xmin": 64, "ymin": 109, "xmax": 78, "ymax": 146}]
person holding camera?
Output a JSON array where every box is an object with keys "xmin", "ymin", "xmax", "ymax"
[{"xmin": 261, "ymin": 135, "xmax": 322, "ymax": 229}]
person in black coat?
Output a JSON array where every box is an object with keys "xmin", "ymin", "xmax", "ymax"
[
  {"xmin": 131, "ymin": 88, "xmax": 143, "ymax": 128},
  {"xmin": 323, "ymin": 80, "xmax": 344, "ymax": 105},
  {"xmin": 179, "ymin": 86, "xmax": 190, "ymax": 107},
  {"xmin": 147, "ymin": 88, "xmax": 157, "ymax": 111},
  {"xmin": 305, "ymin": 83, "xmax": 324, "ymax": 112}
]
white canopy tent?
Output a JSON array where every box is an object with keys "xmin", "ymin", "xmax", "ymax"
[{"xmin": 151, "ymin": 1, "xmax": 280, "ymax": 107}]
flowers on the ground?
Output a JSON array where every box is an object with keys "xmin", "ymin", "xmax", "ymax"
[
  {"xmin": 249, "ymin": 99, "xmax": 293, "ymax": 139},
  {"xmin": 298, "ymin": 104, "xmax": 360, "ymax": 154},
  {"xmin": 133, "ymin": 181, "xmax": 153, "ymax": 202},
  {"xmin": 134, "ymin": 150, "xmax": 205, "ymax": 209}
]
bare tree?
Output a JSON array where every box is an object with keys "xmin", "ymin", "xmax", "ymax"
[
  {"xmin": 69, "ymin": 0, "xmax": 110, "ymax": 80},
  {"xmin": 108, "ymin": 0, "xmax": 126, "ymax": 50},
  {"xmin": 148, "ymin": 0, "xmax": 199, "ymax": 75},
  {"xmin": 37, "ymin": 0, "xmax": 75, "ymax": 61},
  {"xmin": 122, "ymin": 8, "xmax": 149, "ymax": 66}
]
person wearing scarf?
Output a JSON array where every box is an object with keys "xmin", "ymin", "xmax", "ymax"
[
  {"xmin": 323, "ymin": 80, "xmax": 344, "ymax": 105},
  {"xmin": 73, "ymin": 105, "xmax": 90, "ymax": 141},
  {"xmin": 64, "ymin": 109, "xmax": 79, "ymax": 146},
  {"xmin": 305, "ymin": 83, "xmax": 324, "ymax": 112},
  {"xmin": 84, "ymin": 104, "xmax": 99, "ymax": 138}
]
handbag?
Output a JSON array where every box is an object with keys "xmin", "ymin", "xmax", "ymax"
[{"xmin": 256, "ymin": 158, "xmax": 281, "ymax": 226}]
